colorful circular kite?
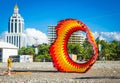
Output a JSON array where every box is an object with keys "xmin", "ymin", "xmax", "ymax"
[{"xmin": 50, "ymin": 19, "xmax": 98, "ymax": 73}]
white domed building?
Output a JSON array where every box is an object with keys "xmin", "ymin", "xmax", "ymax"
[
  {"xmin": 5, "ymin": 4, "xmax": 26, "ymax": 49},
  {"xmin": 0, "ymin": 41, "xmax": 18, "ymax": 62}
]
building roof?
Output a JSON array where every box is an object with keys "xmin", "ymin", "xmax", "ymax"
[{"xmin": 0, "ymin": 41, "xmax": 18, "ymax": 49}]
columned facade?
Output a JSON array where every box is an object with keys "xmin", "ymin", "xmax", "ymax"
[{"xmin": 5, "ymin": 4, "xmax": 26, "ymax": 49}]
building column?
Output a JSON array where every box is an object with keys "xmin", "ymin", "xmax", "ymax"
[
  {"xmin": 9, "ymin": 21, "xmax": 11, "ymax": 33},
  {"xmin": 19, "ymin": 19, "xmax": 21, "ymax": 33},
  {"xmin": 21, "ymin": 22, "xmax": 23, "ymax": 33},
  {"xmin": 16, "ymin": 36, "xmax": 18, "ymax": 47},
  {"xmin": 18, "ymin": 36, "xmax": 19, "ymax": 48},
  {"xmin": 5, "ymin": 36, "xmax": 7, "ymax": 43},
  {"xmin": 13, "ymin": 19, "xmax": 15, "ymax": 33},
  {"xmin": 13, "ymin": 35, "xmax": 15, "ymax": 45},
  {"xmin": 14, "ymin": 36, "xmax": 17, "ymax": 46},
  {"xmin": 7, "ymin": 36, "xmax": 9, "ymax": 43},
  {"xmin": 19, "ymin": 36, "xmax": 21, "ymax": 48},
  {"xmin": 17, "ymin": 20, "xmax": 19, "ymax": 33}
]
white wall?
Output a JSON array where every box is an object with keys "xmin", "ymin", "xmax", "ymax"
[{"xmin": 2, "ymin": 48, "xmax": 18, "ymax": 62}]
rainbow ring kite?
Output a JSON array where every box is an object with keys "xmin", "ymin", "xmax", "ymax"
[{"xmin": 50, "ymin": 19, "xmax": 98, "ymax": 73}]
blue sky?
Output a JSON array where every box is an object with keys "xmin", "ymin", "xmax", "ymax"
[{"xmin": 0, "ymin": 0, "xmax": 120, "ymax": 35}]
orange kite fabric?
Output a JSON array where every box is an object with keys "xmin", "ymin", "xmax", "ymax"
[{"xmin": 50, "ymin": 19, "xmax": 98, "ymax": 73}]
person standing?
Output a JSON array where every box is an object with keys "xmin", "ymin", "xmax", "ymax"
[{"xmin": 7, "ymin": 56, "xmax": 12, "ymax": 75}]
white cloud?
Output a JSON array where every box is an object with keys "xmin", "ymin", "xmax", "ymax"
[
  {"xmin": 0, "ymin": 31, "xmax": 8, "ymax": 41},
  {"xmin": 93, "ymin": 31, "xmax": 106, "ymax": 40},
  {"xmin": 93, "ymin": 32, "xmax": 120, "ymax": 41},
  {"xmin": 0, "ymin": 29, "xmax": 120, "ymax": 45},
  {"xmin": 0, "ymin": 28, "xmax": 48, "ymax": 45},
  {"xmin": 24, "ymin": 28, "xmax": 48, "ymax": 46}
]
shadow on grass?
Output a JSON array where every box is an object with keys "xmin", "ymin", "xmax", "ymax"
[{"xmin": 74, "ymin": 76, "xmax": 120, "ymax": 79}]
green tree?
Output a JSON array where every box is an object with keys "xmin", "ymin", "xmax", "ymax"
[
  {"xmin": 18, "ymin": 40, "xmax": 120, "ymax": 62},
  {"xmin": 95, "ymin": 39, "xmax": 120, "ymax": 61},
  {"xmin": 37, "ymin": 44, "xmax": 51, "ymax": 62},
  {"xmin": 25, "ymin": 47, "xmax": 35, "ymax": 55},
  {"xmin": 108, "ymin": 40, "xmax": 120, "ymax": 60},
  {"xmin": 82, "ymin": 38, "xmax": 93, "ymax": 60},
  {"xmin": 18, "ymin": 46, "xmax": 35, "ymax": 55},
  {"xmin": 100, "ymin": 40, "xmax": 109, "ymax": 60},
  {"xmin": 116, "ymin": 44, "xmax": 120, "ymax": 60},
  {"xmin": 18, "ymin": 47, "xmax": 26, "ymax": 55},
  {"xmin": 67, "ymin": 38, "xmax": 94, "ymax": 61},
  {"xmin": 67, "ymin": 43, "xmax": 82, "ymax": 59}
]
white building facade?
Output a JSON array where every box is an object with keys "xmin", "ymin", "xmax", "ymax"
[
  {"xmin": 5, "ymin": 4, "xmax": 26, "ymax": 49},
  {"xmin": 48, "ymin": 26, "xmax": 85, "ymax": 45},
  {"xmin": 48, "ymin": 26, "xmax": 56, "ymax": 44},
  {"xmin": 0, "ymin": 41, "xmax": 18, "ymax": 62}
]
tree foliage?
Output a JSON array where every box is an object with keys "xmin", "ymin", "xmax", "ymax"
[
  {"xmin": 18, "ymin": 44, "xmax": 51, "ymax": 62},
  {"xmin": 67, "ymin": 39, "xmax": 120, "ymax": 61},
  {"xmin": 96, "ymin": 40, "xmax": 120, "ymax": 60},
  {"xmin": 67, "ymin": 38, "xmax": 93, "ymax": 61},
  {"xmin": 18, "ymin": 46, "xmax": 35, "ymax": 55},
  {"xmin": 19, "ymin": 40, "xmax": 120, "ymax": 62}
]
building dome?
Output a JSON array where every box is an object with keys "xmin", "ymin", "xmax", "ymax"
[
  {"xmin": 0, "ymin": 41, "xmax": 18, "ymax": 49},
  {"xmin": 14, "ymin": 4, "xmax": 18, "ymax": 9}
]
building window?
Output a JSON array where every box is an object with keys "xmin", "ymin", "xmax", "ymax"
[
  {"xmin": 15, "ymin": 19, "xmax": 17, "ymax": 22},
  {"xmin": 14, "ymin": 36, "xmax": 16, "ymax": 45},
  {"xmin": 15, "ymin": 23, "xmax": 17, "ymax": 33},
  {"xmin": 7, "ymin": 36, "xmax": 9, "ymax": 42},
  {"xmin": 11, "ymin": 23, "xmax": 13, "ymax": 33}
]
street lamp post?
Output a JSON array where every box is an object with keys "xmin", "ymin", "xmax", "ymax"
[
  {"xmin": 97, "ymin": 33, "xmax": 103, "ymax": 60},
  {"xmin": 33, "ymin": 37, "xmax": 38, "ymax": 61}
]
